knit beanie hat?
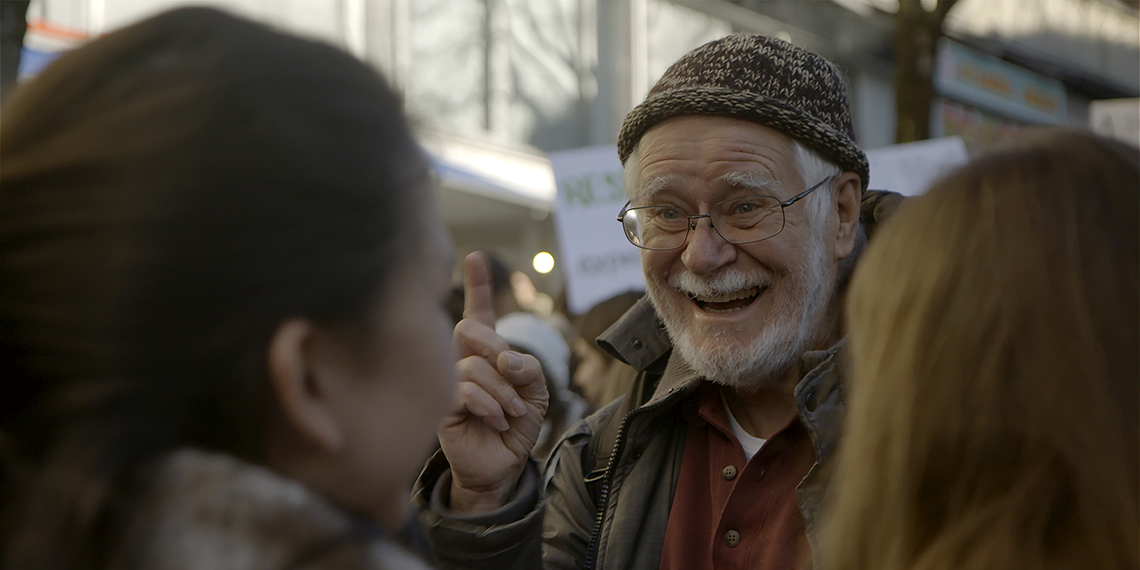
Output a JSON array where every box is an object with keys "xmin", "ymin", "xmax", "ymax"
[{"xmin": 617, "ymin": 34, "xmax": 870, "ymax": 192}]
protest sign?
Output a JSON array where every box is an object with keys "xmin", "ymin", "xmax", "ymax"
[
  {"xmin": 549, "ymin": 146, "xmax": 645, "ymax": 315},
  {"xmin": 865, "ymin": 136, "xmax": 970, "ymax": 197},
  {"xmin": 1090, "ymin": 99, "xmax": 1140, "ymax": 149}
]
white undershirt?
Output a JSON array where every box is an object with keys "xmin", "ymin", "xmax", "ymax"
[{"xmin": 721, "ymin": 392, "xmax": 767, "ymax": 462}]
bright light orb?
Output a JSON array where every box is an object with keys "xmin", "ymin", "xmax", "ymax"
[{"xmin": 533, "ymin": 252, "xmax": 555, "ymax": 274}]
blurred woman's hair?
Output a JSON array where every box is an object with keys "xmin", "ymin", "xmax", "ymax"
[
  {"xmin": 576, "ymin": 291, "xmax": 644, "ymax": 356},
  {"xmin": 0, "ymin": 8, "xmax": 428, "ymax": 569},
  {"xmin": 826, "ymin": 129, "xmax": 1139, "ymax": 570}
]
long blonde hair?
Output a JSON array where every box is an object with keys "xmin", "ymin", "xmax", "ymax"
[{"xmin": 825, "ymin": 129, "xmax": 1139, "ymax": 570}]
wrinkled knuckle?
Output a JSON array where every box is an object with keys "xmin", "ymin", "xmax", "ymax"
[
  {"xmin": 455, "ymin": 356, "xmax": 482, "ymax": 377},
  {"xmin": 456, "ymin": 318, "xmax": 490, "ymax": 340},
  {"xmin": 475, "ymin": 397, "xmax": 502, "ymax": 416},
  {"xmin": 468, "ymin": 318, "xmax": 494, "ymax": 335},
  {"xmin": 453, "ymin": 319, "xmax": 473, "ymax": 337},
  {"xmin": 493, "ymin": 383, "xmax": 517, "ymax": 400},
  {"xmin": 455, "ymin": 357, "xmax": 472, "ymax": 374}
]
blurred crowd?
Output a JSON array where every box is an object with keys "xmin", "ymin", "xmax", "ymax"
[{"xmin": 0, "ymin": 6, "xmax": 1136, "ymax": 570}]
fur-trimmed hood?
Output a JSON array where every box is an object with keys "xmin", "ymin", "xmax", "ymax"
[{"xmin": 110, "ymin": 449, "xmax": 432, "ymax": 570}]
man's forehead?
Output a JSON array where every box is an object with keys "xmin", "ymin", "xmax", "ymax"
[
  {"xmin": 636, "ymin": 169, "xmax": 787, "ymax": 203},
  {"xmin": 630, "ymin": 116, "xmax": 801, "ymax": 201}
]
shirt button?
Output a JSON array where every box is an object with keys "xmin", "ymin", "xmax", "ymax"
[
  {"xmin": 724, "ymin": 529, "xmax": 741, "ymax": 547},
  {"xmin": 721, "ymin": 465, "xmax": 738, "ymax": 480}
]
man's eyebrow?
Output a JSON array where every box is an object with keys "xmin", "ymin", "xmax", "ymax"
[
  {"xmin": 635, "ymin": 174, "xmax": 680, "ymax": 203},
  {"xmin": 720, "ymin": 171, "xmax": 783, "ymax": 195}
]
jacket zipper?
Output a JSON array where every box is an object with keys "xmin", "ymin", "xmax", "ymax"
[{"xmin": 582, "ymin": 393, "xmax": 676, "ymax": 570}]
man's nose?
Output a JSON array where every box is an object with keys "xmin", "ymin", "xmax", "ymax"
[{"xmin": 681, "ymin": 217, "xmax": 736, "ymax": 275}]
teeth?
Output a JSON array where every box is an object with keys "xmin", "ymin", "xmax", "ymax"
[
  {"xmin": 705, "ymin": 306, "xmax": 739, "ymax": 314},
  {"xmin": 694, "ymin": 286, "xmax": 759, "ymax": 303}
]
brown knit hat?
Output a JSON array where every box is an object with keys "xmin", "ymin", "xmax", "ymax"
[{"xmin": 618, "ymin": 34, "xmax": 869, "ymax": 192}]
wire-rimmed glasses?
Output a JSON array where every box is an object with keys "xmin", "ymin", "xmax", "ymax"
[{"xmin": 616, "ymin": 175, "xmax": 835, "ymax": 251}]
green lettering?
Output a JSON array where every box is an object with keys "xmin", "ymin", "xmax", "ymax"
[
  {"xmin": 604, "ymin": 172, "xmax": 626, "ymax": 202},
  {"xmin": 562, "ymin": 176, "xmax": 595, "ymax": 206}
]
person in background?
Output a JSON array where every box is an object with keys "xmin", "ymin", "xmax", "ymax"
[
  {"xmin": 0, "ymin": 8, "xmax": 548, "ymax": 570},
  {"xmin": 496, "ymin": 313, "xmax": 589, "ymax": 461},
  {"xmin": 445, "ymin": 284, "xmax": 467, "ymax": 326},
  {"xmin": 444, "ymin": 253, "xmax": 520, "ymax": 326},
  {"xmin": 826, "ymin": 129, "xmax": 1139, "ymax": 570},
  {"xmin": 570, "ymin": 291, "xmax": 643, "ymax": 411},
  {"xmin": 487, "ymin": 253, "xmax": 523, "ymax": 319}
]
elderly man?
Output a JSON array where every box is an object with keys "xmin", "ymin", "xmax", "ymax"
[{"xmin": 416, "ymin": 34, "xmax": 895, "ymax": 570}]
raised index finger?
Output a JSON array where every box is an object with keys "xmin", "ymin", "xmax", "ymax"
[{"xmin": 463, "ymin": 251, "xmax": 496, "ymax": 328}]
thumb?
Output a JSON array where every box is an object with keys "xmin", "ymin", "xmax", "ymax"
[{"xmin": 463, "ymin": 251, "xmax": 496, "ymax": 328}]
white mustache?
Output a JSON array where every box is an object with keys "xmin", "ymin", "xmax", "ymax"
[{"xmin": 668, "ymin": 268, "xmax": 772, "ymax": 298}]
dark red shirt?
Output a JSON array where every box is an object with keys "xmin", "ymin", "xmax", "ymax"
[{"xmin": 659, "ymin": 383, "xmax": 816, "ymax": 570}]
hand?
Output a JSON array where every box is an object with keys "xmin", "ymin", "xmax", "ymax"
[{"xmin": 437, "ymin": 252, "xmax": 549, "ymax": 514}]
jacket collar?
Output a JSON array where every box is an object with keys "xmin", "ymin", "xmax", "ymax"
[{"xmin": 596, "ymin": 295, "xmax": 671, "ymax": 372}]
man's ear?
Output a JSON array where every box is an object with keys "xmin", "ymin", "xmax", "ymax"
[
  {"xmin": 832, "ymin": 171, "xmax": 862, "ymax": 260},
  {"xmin": 266, "ymin": 319, "xmax": 344, "ymax": 453}
]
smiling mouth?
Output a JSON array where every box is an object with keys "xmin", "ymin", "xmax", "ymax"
[{"xmin": 688, "ymin": 286, "xmax": 764, "ymax": 314}]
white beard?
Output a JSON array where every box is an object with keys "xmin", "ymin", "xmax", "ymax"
[{"xmin": 646, "ymin": 234, "xmax": 835, "ymax": 392}]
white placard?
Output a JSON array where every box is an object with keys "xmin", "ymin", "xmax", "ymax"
[
  {"xmin": 549, "ymin": 146, "xmax": 646, "ymax": 315},
  {"xmin": 865, "ymin": 136, "xmax": 970, "ymax": 197},
  {"xmin": 1090, "ymin": 99, "xmax": 1140, "ymax": 149}
]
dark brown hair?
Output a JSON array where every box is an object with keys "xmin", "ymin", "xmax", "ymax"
[{"xmin": 0, "ymin": 8, "xmax": 427, "ymax": 569}]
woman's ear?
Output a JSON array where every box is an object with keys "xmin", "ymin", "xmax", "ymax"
[{"xmin": 266, "ymin": 319, "xmax": 344, "ymax": 453}]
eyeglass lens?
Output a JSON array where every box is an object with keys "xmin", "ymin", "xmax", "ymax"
[{"xmin": 621, "ymin": 196, "xmax": 786, "ymax": 250}]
